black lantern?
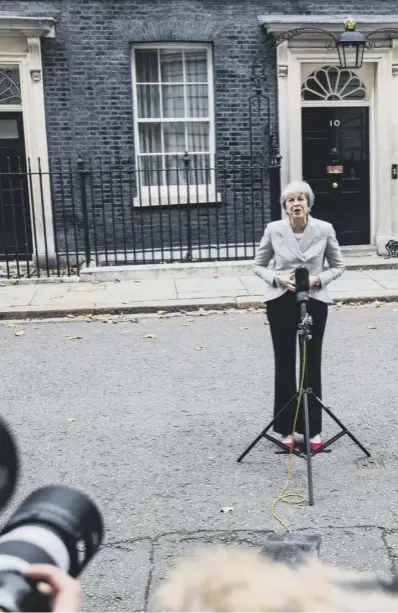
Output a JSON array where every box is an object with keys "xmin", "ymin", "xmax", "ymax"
[{"xmin": 336, "ymin": 16, "xmax": 366, "ymax": 69}]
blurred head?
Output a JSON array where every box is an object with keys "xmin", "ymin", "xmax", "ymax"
[
  {"xmin": 281, "ymin": 181, "xmax": 314, "ymax": 224},
  {"xmin": 154, "ymin": 546, "xmax": 398, "ymax": 612}
]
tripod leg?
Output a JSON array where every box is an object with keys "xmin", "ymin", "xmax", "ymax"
[
  {"xmin": 237, "ymin": 394, "xmax": 299, "ymax": 462},
  {"xmin": 310, "ymin": 394, "xmax": 371, "ymax": 458},
  {"xmin": 302, "ymin": 390, "xmax": 314, "ymax": 505},
  {"xmin": 237, "ymin": 430, "xmax": 268, "ymax": 463}
]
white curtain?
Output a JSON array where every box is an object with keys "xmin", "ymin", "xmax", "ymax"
[{"xmin": 136, "ymin": 48, "xmax": 210, "ymax": 186}]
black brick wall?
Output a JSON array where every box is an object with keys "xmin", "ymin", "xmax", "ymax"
[{"xmin": 1, "ymin": 0, "xmax": 395, "ymax": 263}]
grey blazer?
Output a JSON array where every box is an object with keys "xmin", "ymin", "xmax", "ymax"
[{"xmin": 253, "ymin": 216, "xmax": 345, "ymax": 304}]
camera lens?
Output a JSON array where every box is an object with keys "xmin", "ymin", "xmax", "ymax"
[
  {"xmin": 0, "ymin": 418, "xmax": 18, "ymax": 514},
  {"xmin": 0, "ymin": 485, "xmax": 104, "ymax": 611}
]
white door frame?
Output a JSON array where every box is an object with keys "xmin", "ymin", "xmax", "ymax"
[
  {"xmin": 276, "ymin": 41, "xmax": 393, "ymax": 253},
  {"xmin": 0, "ymin": 24, "xmax": 55, "ymax": 262}
]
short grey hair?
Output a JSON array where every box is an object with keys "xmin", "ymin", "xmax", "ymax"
[{"xmin": 280, "ymin": 180, "xmax": 315, "ymax": 210}]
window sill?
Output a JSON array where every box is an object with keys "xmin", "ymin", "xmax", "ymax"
[{"xmin": 133, "ymin": 191, "xmax": 222, "ymax": 207}]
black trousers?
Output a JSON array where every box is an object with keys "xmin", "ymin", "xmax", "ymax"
[{"xmin": 266, "ymin": 291, "xmax": 328, "ymax": 437}]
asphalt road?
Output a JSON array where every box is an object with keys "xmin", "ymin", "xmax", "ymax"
[{"xmin": 0, "ymin": 303, "xmax": 397, "ymax": 610}]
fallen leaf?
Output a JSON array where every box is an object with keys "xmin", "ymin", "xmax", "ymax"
[
  {"xmin": 143, "ymin": 334, "xmax": 157, "ymax": 339},
  {"xmin": 64, "ymin": 334, "xmax": 82, "ymax": 340},
  {"xmin": 15, "ymin": 330, "xmax": 25, "ymax": 337},
  {"xmin": 220, "ymin": 506, "xmax": 233, "ymax": 514},
  {"xmin": 195, "ymin": 345, "xmax": 203, "ymax": 351},
  {"xmin": 198, "ymin": 309, "xmax": 208, "ymax": 316}
]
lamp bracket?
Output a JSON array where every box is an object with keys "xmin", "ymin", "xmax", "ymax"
[{"xmin": 365, "ymin": 28, "xmax": 398, "ymax": 49}]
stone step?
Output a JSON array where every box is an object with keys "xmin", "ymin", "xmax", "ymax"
[
  {"xmin": 341, "ymin": 244, "xmax": 377, "ymax": 257},
  {"xmin": 79, "ymin": 254, "xmax": 398, "ymax": 282},
  {"xmin": 343, "ymin": 255, "xmax": 398, "ymax": 269}
]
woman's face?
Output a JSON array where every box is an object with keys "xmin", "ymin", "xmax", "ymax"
[{"xmin": 284, "ymin": 193, "xmax": 309, "ymax": 221}]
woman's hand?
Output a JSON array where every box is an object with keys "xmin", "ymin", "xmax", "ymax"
[
  {"xmin": 309, "ymin": 275, "xmax": 321, "ymax": 288},
  {"xmin": 26, "ymin": 565, "xmax": 82, "ymax": 612},
  {"xmin": 276, "ymin": 275, "xmax": 296, "ymax": 292},
  {"xmin": 276, "ymin": 275, "xmax": 320, "ymax": 291}
]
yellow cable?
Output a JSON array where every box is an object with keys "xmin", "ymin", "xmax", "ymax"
[{"xmin": 271, "ymin": 341, "xmax": 307, "ymax": 531}]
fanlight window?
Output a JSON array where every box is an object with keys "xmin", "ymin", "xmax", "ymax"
[
  {"xmin": 301, "ymin": 66, "xmax": 367, "ymax": 101},
  {"xmin": 0, "ymin": 68, "xmax": 21, "ymax": 105}
]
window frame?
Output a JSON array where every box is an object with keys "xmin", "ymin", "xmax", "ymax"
[{"xmin": 131, "ymin": 42, "xmax": 218, "ymax": 206}]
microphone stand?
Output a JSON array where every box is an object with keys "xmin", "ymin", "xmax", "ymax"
[
  {"xmin": 237, "ymin": 295, "xmax": 371, "ymax": 506},
  {"xmin": 297, "ymin": 300, "xmax": 314, "ymax": 505}
]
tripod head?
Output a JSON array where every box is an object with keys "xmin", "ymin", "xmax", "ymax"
[{"xmin": 298, "ymin": 302, "xmax": 313, "ymax": 341}]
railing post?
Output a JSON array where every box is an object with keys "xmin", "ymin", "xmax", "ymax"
[
  {"xmin": 269, "ymin": 133, "xmax": 282, "ymax": 221},
  {"xmin": 183, "ymin": 152, "xmax": 192, "ymax": 262},
  {"xmin": 77, "ymin": 155, "xmax": 91, "ymax": 267}
]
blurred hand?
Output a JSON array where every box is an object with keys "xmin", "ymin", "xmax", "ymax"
[
  {"xmin": 26, "ymin": 565, "xmax": 82, "ymax": 613},
  {"xmin": 309, "ymin": 275, "xmax": 321, "ymax": 288},
  {"xmin": 277, "ymin": 275, "xmax": 296, "ymax": 292}
]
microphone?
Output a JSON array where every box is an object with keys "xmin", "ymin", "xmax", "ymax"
[{"xmin": 295, "ymin": 267, "xmax": 310, "ymax": 304}]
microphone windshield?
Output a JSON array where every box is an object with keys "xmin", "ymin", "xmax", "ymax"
[{"xmin": 295, "ymin": 267, "xmax": 309, "ymax": 293}]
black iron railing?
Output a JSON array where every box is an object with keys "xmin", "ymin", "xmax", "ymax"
[{"xmin": 0, "ymin": 154, "xmax": 281, "ymax": 279}]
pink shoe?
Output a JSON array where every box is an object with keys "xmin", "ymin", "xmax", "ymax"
[
  {"xmin": 284, "ymin": 441, "xmax": 295, "ymax": 449},
  {"xmin": 281, "ymin": 436, "xmax": 295, "ymax": 449},
  {"xmin": 310, "ymin": 441, "xmax": 323, "ymax": 451}
]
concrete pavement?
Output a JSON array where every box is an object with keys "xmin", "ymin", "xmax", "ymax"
[
  {"xmin": 2, "ymin": 265, "xmax": 398, "ymax": 318},
  {"xmin": 3, "ymin": 307, "xmax": 398, "ymax": 610}
]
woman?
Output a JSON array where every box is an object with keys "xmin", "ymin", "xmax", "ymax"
[{"xmin": 253, "ymin": 180, "xmax": 345, "ymax": 450}]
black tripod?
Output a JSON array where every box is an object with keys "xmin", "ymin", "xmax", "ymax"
[{"xmin": 237, "ymin": 301, "xmax": 371, "ymax": 505}]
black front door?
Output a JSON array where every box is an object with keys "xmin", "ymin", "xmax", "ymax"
[
  {"xmin": 302, "ymin": 107, "xmax": 370, "ymax": 245},
  {"xmin": 0, "ymin": 112, "xmax": 32, "ymax": 258}
]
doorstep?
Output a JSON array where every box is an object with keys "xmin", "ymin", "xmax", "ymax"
[{"xmin": 79, "ymin": 255, "xmax": 398, "ymax": 282}]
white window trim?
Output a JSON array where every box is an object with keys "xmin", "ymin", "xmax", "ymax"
[
  {"xmin": 131, "ymin": 42, "xmax": 219, "ymax": 206},
  {"xmin": 0, "ymin": 46, "xmax": 54, "ymax": 260}
]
